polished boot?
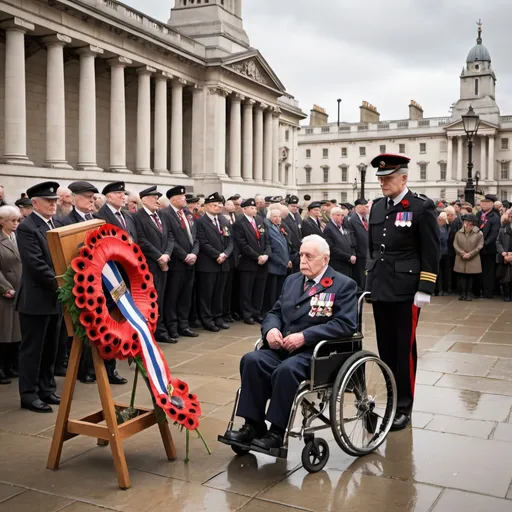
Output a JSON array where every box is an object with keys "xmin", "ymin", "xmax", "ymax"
[
  {"xmin": 251, "ymin": 431, "xmax": 283, "ymax": 451},
  {"xmin": 390, "ymin": 413, "xmax": 410, "ymax": 431},
  {"xmin": 223, "ymin": 422, "xmax": 266, "ymax": 444},
  {"xmin": 21, "ymin": 398, "xmax": 52, "ymax": 413}
]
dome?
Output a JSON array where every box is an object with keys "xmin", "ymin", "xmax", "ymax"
[{"xmin": 466, "ymin": 41, "xmax": 491, "ymax": 63}]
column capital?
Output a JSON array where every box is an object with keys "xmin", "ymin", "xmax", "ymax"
[
  {"xmin": 244, "ymin": 98, "xmax": 256, "ymax": 107},
  {"xmin": 208, "ymin": 86, "xmax": 229, "ymax": 96},
  {"xmin": 173, "ymin": 77, "xmax": 188, "ymax": 87},
  {"xmin": 155, "ymin": 71, "xmax": 173, "ymax": 80},
  {"xmin": 0, "ymin": 17, "xmax": 34, "ymax": 32},
  {"xmin": 231, "ymin": 93, "xmax": 245, "ymax": 102},
  {"xmin": 192, "ymin": 84, "xmax": 204, "ymax": 94},
  {"xmin": 256, "ymin": 102, "xmax": 268, "ymax": 110},
  {"xmin": 136, "ymin": 65, "xmax": 156, "ymax": 75},
  {"xmin": 272, "ymin": 107, "xmax": 281, "ymax": 118},
  {"xmin": 42, "ymin": 33, "xmax": 71, "ymax": 46},
  {"xmin": 76, "ymin": 45, "xmax": 104, "ymax": 56},
  {"xmin": 107, "ymin": 55, "xmax": 132, "ymax": 67}
]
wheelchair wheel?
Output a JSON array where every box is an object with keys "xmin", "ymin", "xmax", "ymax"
[
  {"xmin": 301, "ymin": 438, "xmax": 329, "ymax": 473},
  {"xmin": 231, "ymin": 445, "xmax": 250, "ymax": 456},
  {"xmin": 329, "ymin": 350, "xmax": 397, "ymax": 457}
]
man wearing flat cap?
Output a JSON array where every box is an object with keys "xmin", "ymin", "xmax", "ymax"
[
  {"xmin": 366, "ymin": 153, "xmax": 439, "ymax": 431},
  {"xmin": 160, "ymin": 186, "xmax": 199, "ymax": 340},
  {"xmin": 301, "ymin": 202, "xmax": 325, "ymax": 238},
  {"xmin": 233, "ymin": 198, "xmax": 271, "ymax": 325},
  {"xmin": 134, "ymin": 187, "xmax": 176, "ymax": 344},
  {"xmin": 15, "ymin": 182, "xmax": 63, "ymax": 413},
  {"xmin": 347, "ymin": 198, "xmax": 370, "ymax": 289},
  {"xmin": 15, "ymin": 197, "xmax": 33, "ymax": 220},
  {"xmin": 195, "ymin": 192, "xmax": 234, "ymax": 332},
  {"xmin": 60, "ymin": 181, "xmax": 98, "ymax": 226}
]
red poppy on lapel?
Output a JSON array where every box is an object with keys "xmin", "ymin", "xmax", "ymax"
[
  {"xmin": 401, "ymin": 199, "xmax": 409, "ymax": 209},
  {"xmin": 320, "ymin": 277, "xmax": 333, "ymax": 288},
  {"xmin": 280, "ymin": 227, "xmax": 288, "ymax": 236}
]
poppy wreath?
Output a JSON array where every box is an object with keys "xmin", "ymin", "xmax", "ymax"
[{"xmin": 66, "ymin": 224, "xmax": 201, "ymax": 431}]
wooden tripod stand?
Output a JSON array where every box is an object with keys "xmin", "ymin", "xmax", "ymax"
[{"xmin": 46, "ymin": 221, "xmax": 176, "ymax": 490}]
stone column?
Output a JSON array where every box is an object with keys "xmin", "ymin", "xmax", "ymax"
[
  {"xmin": 263, "ymin": 107, "xmax": 273, "ymax": 183},
  {"xmin": 272, "ymin": 110, "xmax": 280, "ymax": 184},
  {"xmin": 77, "ymin": 45, "xmax": 103, "ymax": 171},
  {"xmin": 488, "ymin": 136, "xmax": 495, "ymax": 180},
  {"xmin": 228, "ymin": 94, "xmax": 243, "ymax": 181},
  {"xmin": 253, "ymin": 103, "xmax": 265, "ymax": 183},
  {"xmin": 191, "ymin": 85, "xmax": 205, "ymax": 177},
  {"xmin": 153, "ymin": 72, "xmax": 171, "ymax": 174},
  {"xmin": 242, "ymin": 99, "xmax": 254, "ymax": 181},
  {"xmin": 204, "ymin": 87, "xmax": 228, "ymax": 177},
  {"xmin": 108, "ymin": 56, "xmax": 131, "ymax": 173},
  {"xmin": 457, "ymin": 135, "xmax": 463, "ymax": 181},
  {"xmin": 480, "ymin": 135, "xmax": 487, "ymax": 181},
  {"xmin": 135, "ymin": 66, "xmax": 155, "ymax": 174},
  {"xmin": 170, "ymin": 78, "xmax": 186, "ymax": 175},
  {"xmin": 447, "ymin": 136, "xmax": 453, "ymax": 180},
  {"xmin": 1, "ymin": 18, "xmax": 34, "ymax": 165}
]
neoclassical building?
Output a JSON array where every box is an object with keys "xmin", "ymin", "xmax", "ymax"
[
  {"xmin": 298, "ymin": 24, "xmax": 512, "ymax": 203},
  {"xmin": 0, "ymin": 0, "xmax": 305, "ymax": 201}
]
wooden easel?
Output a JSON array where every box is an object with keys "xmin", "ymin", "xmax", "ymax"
[{"xmin": 46, "ymin": 220, "xmax": 176, "ymax": 490}]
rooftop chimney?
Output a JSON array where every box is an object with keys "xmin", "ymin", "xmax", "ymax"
[
  {"xmin": 310, "ymin": 104, "xmax": 329, "ymax": 126},
  {"xmin": 359, "ymin": 101, "xmax": 380, "ymax": 123},
  {"xmin": 409, "ymin": 100, "xmax": 424, "ymax": 120}
]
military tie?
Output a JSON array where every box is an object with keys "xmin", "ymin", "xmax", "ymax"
[
  {"xmin": 304, "ymin": 278, "xmax": 316, "ymax": 292},
  {"xmin": 115, "ymin": 211, "xmax": 126, "ymax": 229},
  {"xmin": 85, "ymin": 213, "xmax": 93, "ymax": 221}
]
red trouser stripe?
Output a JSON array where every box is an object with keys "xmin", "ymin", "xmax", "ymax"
[{"xmin": 409, "ymin": 305, "xmax": 420, "ymax": 398}]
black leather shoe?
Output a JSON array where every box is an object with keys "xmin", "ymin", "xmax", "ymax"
[
  {"xmin": 54, "ymin": 366, "xmax": 67, "ymax": 377},
  {"xmin": 108, "ymin": 371, "xmax": 128, "ymax": 385},
  {"xmin": 253, "ymin": 315, "xmax": 264, "ymax": 324},
  {"xmin": 169, "ymin": 332, "xmax": 180, "ymax": 339},
  {"xmin": 21, "ymin": 398, "xmax": 53, "ymax": 413},
  {"xmin": 179, "ymin": 328, "xmax": 199, "ymax": 338},
  {"xmin": 157, "ymin": 335, "xmax": 178, "ymax": 344},
  {"xmin": 215, "ymin": 322, "xmax": 230, "ymax": 330},
  {"xmin": 5, "ymin": 368, "xmax": 18, "ymax": 378},
  {"xmin": 232, "ymin": 312, "xmax": 241, "ymax": 321},
  {"xmin": 0, "ymin": 369, "xmax": 11, "ymax": 385},
  {"xmin": 204, "ymin": 324, "xmax": 220, "ymax": 333},
  {"xmin": 80, "ymin": 374, "xmax": 96, "ymax": 384},
  {"xmin": 390, "ymin": 413, "xmax": 410, "ymax": 431},
  {"xmin": 40, "ymin": 393, "xmax": 61, "ymax": 405},
  {"xmin": 223, "ymin": 315, "xmax": 234, "ymax": 323},
  {"xmin": 189, "ymin": 321, "xmax": 202, "ymax": 329},
  {"xmin": 223, "ymin": 423, "xmax": 265, "ymax": 444},
  {"xmin": 244, "ymin": 318, "xmax": 255, "ymax": 326},
  {"xmin": 251, "ymin": 431, "xmax": 283, "ymax": 451}
]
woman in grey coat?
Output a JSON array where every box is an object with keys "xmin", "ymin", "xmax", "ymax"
[{"xmin": 0, "ymin": 205, "xmax": 22, "ymax": 384}]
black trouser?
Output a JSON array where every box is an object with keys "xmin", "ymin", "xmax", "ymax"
[
  {"xmin": 354, "ymin": 258, "xmax": 367, "ymax": 290},
  {"xmin": 263, "ymin": 273, "xmax": 286, "ymax": 314},
  {"xmin": 18, "ymin": 313, "xmax": 62, "ymax": 403},
  {"xmin": 481, "ymin": 254, "xmax": 497, "ymax": 298},
  {"xmin": 230, "ymin": 267, "xmax": 241, "ymax": 317},
  {"xmin": 55, "ymin": 321, "xmax": 69, "ymax": 368},
  {"xmin": 459, "ymin": 274, "xmax": 474, "ymax": 298},
  {"xmin": 164, "ymin": 268, "xmax": 194, "ymax": 333},
  {"xmin": 197, "ymin": 271, "xmax": 228, "ymax": 326},
  {"xmin": 237, "ymin": 349, "xmax": 311, "ymax": 429},
  {"xmin": 0, "ymin": 342, "xmax": 18, "ymax": 373},
  {"xmin": 372, "ymin": 301, "xmax": 419, "ymax": 416},
  {"xmin": 239, "ymin": 266, "xmax": 268, "ymax": 320},
  {"xmin": 435, "ymin": 254, "xmax": 451, "ymax": 294},
  {"xmin": 223, "ymin": 267, "xmax": 235, "ymax": 319},
  {"xmin": 149, "ymin": 265, "xmax": 169, "ymax": 340}
]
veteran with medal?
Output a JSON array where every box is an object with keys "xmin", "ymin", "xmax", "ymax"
[{"xmin": 366, "ymin": 154, "xmax": 440, "ymax": 431}]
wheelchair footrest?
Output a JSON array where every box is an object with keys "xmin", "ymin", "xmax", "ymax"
[{"xmin": 217, "ymin": 435, "xmax": 288, "ymax": 459}]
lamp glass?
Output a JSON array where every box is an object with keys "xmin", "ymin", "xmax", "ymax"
[{"xmin": 462, "ymin": 105, "xmax": 480, "ymax": 136}]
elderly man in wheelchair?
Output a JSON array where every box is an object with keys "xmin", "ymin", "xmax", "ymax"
[{"xmin": 220, "ymin": 234, "xmax": 363, "ymax": 451}]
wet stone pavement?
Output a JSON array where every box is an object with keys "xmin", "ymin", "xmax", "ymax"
[{"xmin": 1, "ymin": 297, "xmax": 512, "ymax": 511}]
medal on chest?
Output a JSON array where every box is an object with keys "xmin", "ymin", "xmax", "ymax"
[{"xmin": 395, "ymin": 212, "xmax": 413, "ymax": 228}]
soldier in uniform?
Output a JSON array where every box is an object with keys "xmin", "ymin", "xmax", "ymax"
[
  {"xmin": 301, "ymin": 202, "xmax": 325, "ymax": 237},
  {"xmin": 366, "ymin": 154, "xmax": 439, "ymax": 431},
  {"xmin": 281, "ymin": 195, "xmax": 302, "ymax": 273}
]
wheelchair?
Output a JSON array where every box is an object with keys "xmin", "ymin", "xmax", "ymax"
[{"xmin": 218, "ymin": 292, "xmax": 398, "ymax": 473}]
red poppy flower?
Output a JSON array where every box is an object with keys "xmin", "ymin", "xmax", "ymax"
[
  {"xmin": 401, "ymin": 199, "xmax": 409, "ymax": 209},
  {"xmin": 321, "ymin": 277, "xmax": 333, "ymax": 288}
]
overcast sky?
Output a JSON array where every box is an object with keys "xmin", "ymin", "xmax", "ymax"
[{"xmin": 124, "ymin": 0, "xmax": 512, "ymax": 123}]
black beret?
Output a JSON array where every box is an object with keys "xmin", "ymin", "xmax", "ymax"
[
  {"xmin": 270, "ymin": 196, "xmax": 283, "ymax": 203},
  {"xmin": 371, "ymin": 153, "xmax": 411, "ymax": 176},
  {"xmin": 241, "ymin": 198, "xmax": 256, "ymax": 208},
  {"xmin": 186, "ymin": 195, "xmax": 199, "ymax": 204},
  {"xmin": 102, "ymin": 181, "xmax": 125, "ymax": 195},
  {"xmin": 483, "ymin": 194, "xmax": 497, "ymax": 202},
  {"xmin": 304, "ymin": 194, "xmax": 311, "ymax": 201},
  {"xmin": 354, "ymin": 198, "xmax": 368, "ymax": 206},
  {"xmin": 461, "ymin": 213, "xmax": 478, "ymax": 224},
  {"xmin": 140, "ymin": 186, "xmax": 162, "ymax": 199},
  {"xmin": 320, "ymin": 200, "xmax": 330, "ymax": 205},
  {"xmin": 264, "ymin": 196, "xmax": 272, "ymax": 202},
  {"xmin": 340, "ymin": 203, "xmax": 352, "ymax": 210},
  {"xmin": 287, "ymin": 195, "xmax": 299, "ymax": 205},
  {"xmin": 204, "ymin": 192, "xmax": 223, "ymax": 204},
  {"xmin": 228, "ymin": 194, "xmax": 241, "ymax": 201},
  {"xmin": 69, "ymin": 181, "xmax": 99, "ymax": 195},
  {"xmin": 15, "ymin": 197, "xmax": 33, "ymax": 207},
  {"xmin": 308, "ymin": 201, "xmax": 322, "ymax": 210},
  {"xmin": 27, "ymin": 181, "xmax": 60, "ymax": 199},
  {"xmin": 166, "ymin": 185, "xmax": 186, "ymax": 199},
  {"xmin": 330, "ymin": 199, "xmax": 338, "ymax": 204}
]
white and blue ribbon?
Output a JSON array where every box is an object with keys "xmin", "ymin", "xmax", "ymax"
[{"xmin": 101, "ymin": 261, "xmax": 169, "ymax": 397}]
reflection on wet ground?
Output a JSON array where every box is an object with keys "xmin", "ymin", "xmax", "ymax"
[{"xmin": 1, "ymin": 296, "xmax": 512, "ymax": 511}]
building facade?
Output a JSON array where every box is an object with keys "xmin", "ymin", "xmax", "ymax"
[
  {"xmin": 0, "ymin": 0, "xmax": 305, "ymax": 201},
  {"xmin": 298, "ymin": 24, "xmax": 512, "ymax": 203}
]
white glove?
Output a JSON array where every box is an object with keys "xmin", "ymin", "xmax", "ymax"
[{"xmin": 413, "ymin": 291, "xmax": 431, "ymax": 308}]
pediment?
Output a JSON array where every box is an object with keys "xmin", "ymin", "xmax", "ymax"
[{"xmin": 443, "ymin": 118, "xmax": 498, "ymax": 133}]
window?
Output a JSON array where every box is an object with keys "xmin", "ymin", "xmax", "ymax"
[
  {"xmin": 501, "ymin": 190, "xmax": 508, "ymax": 201},
  {"xmin": 419, "ymin": 163, "xmax": 427, "ymax": 180},
  {"xmin": 322, "ymin": 192, "xmax": 329, "ymax": 200},
  {"xmin": 359, "ymin": 147, "xmax": 366, "ymax": 157},
  {"xmin": 321, "ymin": 127, "xmax": 330, "ymax": 133},
  {"xmin": 323, "ymin": 168, "xmax": 329, "ymax": 183},
  {"xmin": 501, "ymin": 162, "xmax": 509, "ymax": 180},
  {"xmin": 322, "ymin": 148, "xmax": 329, "ymax": 159},
  {"xmin": 341, "ymin": 147, "xmax": 348, "ymax": 157},
  {"xmin": 285, "ymin": 130, "xmax": 290, "ymax": 142},
  {"xmin": 341, "ymin": 166, "xmax": 348, "ymax": 182},
  {"xmin": 340, "ymin": 192, "xmax": 347, "ymax": 202},
  {"xmin": 305, "ymin": 167, "xmax": 312, "ymax": 184},
  {"xmin": 306, "ymin": 149, "xmax": 311, "ymax": 159},
  {"xmin": 501, "ymin": 138, "xmax": 509, "ymax": 150},
  {"xmin": 305, "ymin": 128, "xmax": 313, "ymax": 134},
  {"xmin": 399, "ymin": 143, "xmax": 406, "ymax": 154},
  {"xmin": 379, "ymin": 145, "xmax": 386, "ymax": 153},
  {"xmin": 420, "ymin": 142, "xmax": 427, "ymax": 154},
  {"xmin": 475, "ymin": 78, "xmax": 479, "ymax": 96},
  {"xmin": 440, "ymin": 162, "xmax": 447, "ymax": 181},
  {"xmin": 397, "ymin": 121, "xmax": 409, "ymax": 128}
]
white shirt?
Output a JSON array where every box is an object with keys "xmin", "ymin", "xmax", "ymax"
[
  {"xmin": 33, "ymin": 210, "xmax": 54, "ymax": 228},
  {"xmin": 388, "ymin": 187, "xmax": 409, "ymax": 206},
  {"xmin": 244, "ymin": 213, "xmax": 256, "ymax": 225},
  {"xmin": 304, "ymin": 265, "xmax": 329, "ymax": 287},
  {"xmin": 75, "ymin": 208, "xmax": 89, "ymax": 221},
  {"xmin": 331, "ymin": 219, "xmax": 345, "ymax": 235},
  {"xmin": 171, "ymin": 205, "xmax": 193, "ymax": 243}
]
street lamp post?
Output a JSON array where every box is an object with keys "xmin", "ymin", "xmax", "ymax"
[
  {"xmin": 475, "ymin": 170, "xmax": 481, "ymax": 198},
  {"xmin": 461, "ymin": 105, "xmax": 480, "ymax": 206},
  {"xmin": 357, "ymin": 163, "xmax": 367, "ymax": 200},
  {"xmin": 337, "ymin": 98, "xmax": 342, "ymax": 127}
]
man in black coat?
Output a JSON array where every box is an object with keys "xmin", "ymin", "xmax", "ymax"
[
  {"xmin": 324, "ymin": 206, "xmax": 356, "ymax": 278},
  {"xmin": 281, "ymin": 195, "xmax": 302, "ymax": 273},
  {"xmin": 221, "ymin": 200, "xmax": 240, "ymax": 322},
  {"xmin": 16, "ymin": 181, "xmax": 63, "ymax": 413},
  {"xmin": 133, "ymin": 186, "xmax": 176, "ymax": 344},
  {"xmin": 347, "ymin": 198, "xmax": 370, "ymax": 289},
  {"xmin": 475, "ymin": 195, "xmax": 501, "ymax": 298},
  {"xmin": 301, "ymin": 202, "xmax": 325, "ymax": 238},
  {"xmin": 94, "ymin": 181, "xmax": 134, "ymax": 385},
  {"xmin": 195, "ymin": 192, "xmax": 234, "ymax": 331},
  {"xmin": 160, "ymin": 186, "xmax": 199, "ymax": 340},
  {"xmin": 233, "ymin": 198, "xmax": 271, "ymax": 325}
]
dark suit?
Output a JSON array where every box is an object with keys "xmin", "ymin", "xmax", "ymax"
[
  {"xmin": 134, "ymin": 208, "xmax": 174, "ymax": 340},
  {"xmin": 347, "ymin": 213, "xmax": 369, "ymax": 288},
  {"xmin": 324, "ymin": 220, "xmax": 356, "ymax": 278},
  {"xmin": 301, "ymin": 216, "xmax": 324, "ymax": 238},
  {"xmin": 237, "ymin": 267, "xmax": 357, "ymax": 429},
  {"xmin": 15, "ymin": 213, "xmax": 63, "ymax": 403},
  {"xmin": 282, "ymin": 212, "xmax": 302, "ymax": 272},
  {"xmin": 475, "ymin": 209, "xmax": 500, "ymax": 298},
  {"xmin": 222, "ymin": 212, "xmax": 240, "ymax": 320},
  {"xmin": 160, "ymin": 206, "xmax": 199, "ymax": 333},
  {"xmin": 233, "ymin": 214, "xmax": 271, "ymax": 320},
  {"xmin": 196, "ymin": 214, "xmax": 234, "ymax": 326}
]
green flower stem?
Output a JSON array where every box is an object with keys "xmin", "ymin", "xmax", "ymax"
[
  {"xmin": 130, "ymin": 364, "xmax": 139, "ymax": 409},
  {"xmin": 196, "ymin": 428, "xmax": 212, "ymax": 455},
  {"xmin": 185, "ymin": 429, "xmax": 190, "ymax": 464}
]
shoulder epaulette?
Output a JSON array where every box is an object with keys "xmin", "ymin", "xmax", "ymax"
[{"xmin": 413, "ymin": 193, "xmax": 427, "ymax": 201}]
